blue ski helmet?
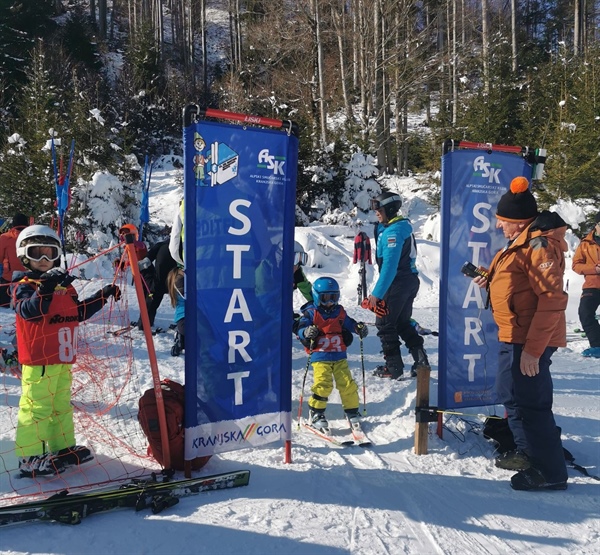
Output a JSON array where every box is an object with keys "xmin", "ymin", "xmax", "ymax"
[
  {"xmin": 370, "ymin": 191, "xmax": 402, "ymax": 219},
  {"xmin": 312, "ymin": 277, "xmax": 340, "ymax": 309}
]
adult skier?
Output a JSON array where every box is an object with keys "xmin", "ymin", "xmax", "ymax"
[{"xmin": 367, "ymin": 191, "xmax": 428, "ymax": 379}]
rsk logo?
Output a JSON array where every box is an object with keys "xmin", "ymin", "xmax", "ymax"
[
  {"xmin": 258, "ymin": 149, "xmax": 285, "ymax": 175},
  {"xmin": 473, "ymin": 155, "xmax": 501, "ymax": 183}
]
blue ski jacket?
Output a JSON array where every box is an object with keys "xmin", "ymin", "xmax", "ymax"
[{"xmin": 372, "ymin": 217, "xmax": 418, "ymax": 299}]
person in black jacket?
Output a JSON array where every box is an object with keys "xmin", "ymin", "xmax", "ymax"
[{"xmin": 137, "ymin": 240, "xmax": 177, "ymax": 330}]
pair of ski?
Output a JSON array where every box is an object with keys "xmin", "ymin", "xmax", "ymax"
[
  {"xmin": 0, "ymin": 469, "xmax": 250, "ymax": 526},
  {"xmin": 301, "ymin": 418, "xmax": 372, "ymax": 448}
]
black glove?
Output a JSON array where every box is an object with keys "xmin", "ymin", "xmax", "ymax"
[
  {"xmin": 304, "ymin": 325, "xmax": 320, "ymax": 340},
  {"xmin": 38, "ymin": 268, "xmax": 69, "ymax": 296},
  {"xmin": 102, "ymin": 285, "xmax": 122, "ymax": 301},
  {"xmin": 356, "ymin": 322, "xmax": 368, "ymax": 339}
]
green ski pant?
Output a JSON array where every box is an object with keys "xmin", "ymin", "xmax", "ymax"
[
  {"xmin": 16, "ymin": 363, "xmax": 75, "ymax": 457},
  {"xmin": 308, "ymin": 359, "xmax": 359, "ymax": 412}
]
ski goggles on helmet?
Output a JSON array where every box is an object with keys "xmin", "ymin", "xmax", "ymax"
[
  {"xmin": 319, "ymin": 292, "xmax": 339, "ymax": 304},
  {"xmin": 23, "ymin": 244, "xmax": 61, "ymax": 262},
  {"xmin": 369, "ymin": 194, "xmax": 401, "ymax": 211},
  {"xmin": 294, "ymin": 252, "xmax": 308, "ymax": 266}
]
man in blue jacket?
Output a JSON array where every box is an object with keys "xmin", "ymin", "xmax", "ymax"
[{"xmin": 367, "ymin": 191, "xmax": 428, "ymax": 379}]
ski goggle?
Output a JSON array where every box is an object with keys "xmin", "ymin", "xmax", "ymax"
[
  {"xmin": 294, "ymin": 252, "xmax": 308, "ymax": 266},
  {"xmin": 369, "ymin": 194, "xmax": 401, "ymax": 211},
  {"xmin": 319, "ymin": 292, "xmax": 339, "ymax": 304},
  {"xmin": 23, "ymin": 244, "xmax": 61, "ymax": 262}
]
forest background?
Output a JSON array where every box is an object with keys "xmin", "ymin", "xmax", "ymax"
[{"xmin": 0, "ymin": 0, "xmax": 599, "ymax": 250}]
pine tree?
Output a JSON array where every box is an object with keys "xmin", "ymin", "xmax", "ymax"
[{"xmin": 0, "ymin": 42, "xmax": 59, "ymax": 220}]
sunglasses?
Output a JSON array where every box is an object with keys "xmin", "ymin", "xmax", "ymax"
[
  {"xmin": 24, "ymin": 244, "xmax": 61, "ymax": 262},
  {"xmin": 294, "ymin": 252, "xmax": 308, "ymax": 266}
]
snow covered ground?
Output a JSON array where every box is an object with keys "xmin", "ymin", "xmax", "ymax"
[{"xmin": 0, "ymin": 161, "xmax": 599, "ymax": 555}]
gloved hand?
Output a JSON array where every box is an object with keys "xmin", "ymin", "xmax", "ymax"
[
  {"xmin": 303, "ymin": 325, "xmax": 320, "ymax": 340},
  {"xmin": 361, "ymin": 296, "xmax": 389, "ymax": 317},
  {"xmin": 102, "ymin": 284, "xmax": 122, "ymax": 301},
  {"xmin": 356, "ymin": 322, "xmax": 368, "ymax": 338},
  {"xmin": 138, "ymin": 257, "xmax": 152, "ymax": 271},
  {"xmin": 38, "ymin": 268, "xmax": 70, "ymax": 296}
]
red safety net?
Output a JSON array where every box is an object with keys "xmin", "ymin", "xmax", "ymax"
[{"xmin": 0, "ymin": 245, "xmax": 161, "ymax": 503}]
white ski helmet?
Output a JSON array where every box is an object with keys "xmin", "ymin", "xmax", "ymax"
[
  {"xmin": 294, "ymin": 241, "xmax": 308, "ymax": 266},
  {"xmin": 16, "ymin": 225, "xmax": 61, "ymax": 269}
]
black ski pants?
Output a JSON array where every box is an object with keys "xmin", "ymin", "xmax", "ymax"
[
  {"xmin": 578, "ymin": 288, "xmax": 600, "ymax": 348},
  {"xmin": 375, "ymin": 273, "xmax": 423, "ymax": 359}
]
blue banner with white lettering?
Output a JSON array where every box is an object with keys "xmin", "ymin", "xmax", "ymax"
[
  {"xmin": 438, "ymin": 149, "xmax": 532, "ymax": 409},
  {"xmin": 182, "ymin": 118, "xmax": 298, "ymax": 458}
]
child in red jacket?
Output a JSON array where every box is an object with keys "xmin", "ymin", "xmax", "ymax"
[{"xmin": 12, "ymin": 225, "xmax": 121, "ymax": 478}]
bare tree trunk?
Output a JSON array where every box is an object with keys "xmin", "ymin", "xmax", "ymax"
[
  {"xmin": 332, "ymin": 5, "xmax": 353, "ymax": 122},
  {"xmin": 373, "ymin": 0, "xmax": 388, "ymax": 173},
  {"xmin": 228, "ymin": 0, "xmax": 243, "ymax": 72},
  {"xmin": 90, "ymin": 0, "xmax": 97, "ymax": 27},
  {"xmin": 352, "ymin": 0, "xmax": 359, "ymax": 89},
  {"xmin": 236, "ymin": 0, "xmax": 243, "ymax": 69},
  {"xmin": 482, "ymin": 0, "xmax": 490, "ymax": 94},
  {"xmin": 200, "ymin": 0, "xmax": 208, "ymax": 101},
  {"xmin": 451, "ymin": 0, "xmax": 458, "ymax": 126},
  {"xmin": 313, "ymin": 0, "xmax": 327, "ymax": 147},
  {"xmin": 358, "ymin": 0, "xmax": 369, "ymax": 127},
  {"xmin": 511, "ymin": 0, "xmax": 517, "ymax": 72},
  {"xmin": 188, "ymin": 0, "xmax": 194, "ymax": 78},
  {"xmin": 98, "ymin": 0, "xmax": 107, "ymax": 39},
  {"xmin": 461, "ymin": 0, "xmax": 465, "ymax": 44},
  {"xmin": 437, "ymin": 0, "xmax": 446, "ymax": 122},
  {"xmin": 574, "ymin": 0, "xmax": 581, "ymax": 56},
  {"xmin": 156, "ymin": 0, "xmax": 164, "ymax": 57}
]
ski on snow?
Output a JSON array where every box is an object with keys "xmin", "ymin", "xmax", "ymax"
[
  {"xmin": 348, "ymin": 419, "xmax": 372, "ymax": 447},
  {"xmin": 300, "ymin": 420, "xmax": 372, "ymax": 448},
  {"xmin": 0, "ymin": 469, "xmax": 250, "ymax": 527}
]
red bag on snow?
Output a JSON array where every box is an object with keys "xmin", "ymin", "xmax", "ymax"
[{"xmin": 138, "ymin": 378, "xmax": 210, "ymax": 471}]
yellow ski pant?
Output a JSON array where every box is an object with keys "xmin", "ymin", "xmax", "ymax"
[
  {"xmin": 15, "ymin": 364, "xmax": 75, "ymax": 457},
  {"xmin": 308, "ymin": 359, "xmax": 359, "ymax": 412}
]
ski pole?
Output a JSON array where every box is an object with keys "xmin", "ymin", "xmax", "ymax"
[
  {"xmin": 296, "ymin": 340, "xmax": 314, "ymax": 428},
  {"xmin": 359, "ymin": 335, "xmax": 367, "ymax": 416}
]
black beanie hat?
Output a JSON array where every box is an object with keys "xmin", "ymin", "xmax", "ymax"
[
  {"xmin": 496, "ymin": 177, "xmax": 538, "ymax": 222},
  {"xmin": 12, "ymin": 213, "xmax": 28, "ymax": 229}
]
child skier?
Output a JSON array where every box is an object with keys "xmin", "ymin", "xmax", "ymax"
[
  {"xmin": 12, "ymin": 225, "xmax": 122, "ymax": 478},
  {"xmin": 296, "ymin": 276, "xmax": 368, "ymax": 431}
]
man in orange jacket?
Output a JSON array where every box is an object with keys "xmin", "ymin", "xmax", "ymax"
[
  {"xmin": 473, "ymin": 177, "xmax": 568, "ymax": 492},
  {"xmin": 572, "ymin": 212, "xmax": 600, "ymax": 358},
  {"xmin": 0, "ymin": 213, "xmax": 29, "ymax": 307}
]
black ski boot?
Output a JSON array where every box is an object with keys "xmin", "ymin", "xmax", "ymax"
[
  {"xmin": 409, "ymin": 347, "xmax": 429, "ymax": 377},
  {"xmin": 373, "ymin": 354, "xmax": 404, "ymax": 380},
  {"xmin": 171, "ymin": 332, "xmax": 185, "ymax": 356},
  {"xmin": 54, "ymin": 445, "xmax": 94, "ymax": 467}
]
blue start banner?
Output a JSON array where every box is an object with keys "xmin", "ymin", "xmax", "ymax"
[
  {"xmin": 438, "ymin": 148, "xmax": 532, "ymax": 410},
  {"xmin": 182, "ymin": 116, "xmax": 298, "ymax": 458}
]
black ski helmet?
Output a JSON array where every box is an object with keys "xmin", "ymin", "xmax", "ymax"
[{"xmin": 371, "ymin": 191, "xmax": 402, "ymax": 219}]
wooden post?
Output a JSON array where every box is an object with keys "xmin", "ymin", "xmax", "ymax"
[{"xmin": 414, "ymin": 364, "xmax": 432, "ymax": 455}]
